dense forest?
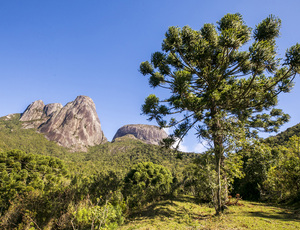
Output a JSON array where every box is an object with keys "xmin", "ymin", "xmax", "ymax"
[{"xmin": 0, "ymin": 113, "xmax": 299, "ymax": 229}]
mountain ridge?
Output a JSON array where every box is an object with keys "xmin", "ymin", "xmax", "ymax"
[
  {"xmin": 4, "ymin": 96, "xmax": 170, "ymax": 152},
  {"xmin": 19, "ymin": 95, "xmax": 107, "ymax": 152}
]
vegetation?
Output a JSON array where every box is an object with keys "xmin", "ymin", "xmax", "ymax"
[
  {"xmin": 0, "ymin": 114, "xmax": 195, "ymax": 229},
  {"xmin": 0, "ymin": 12, "xmax": 300, "ymax": 229},
  {"xmin": 0, "ymin": 114, "xmax": 196, "ymax": 175},
  {"xmin": 140, "ymin": 13, "xmax": 300, "ymax": 214},
  {"xmin": 0, "ymin": 149, "xmax": 68, "ymax": 215},
  {"xmin": 0, "ymin": 114, "xmax": 71, "ymax": 159},
  {"xmin": 265, "ymin": 123, "xmax": 300, "ymax": 146},
  {"xmin": 119, "ymin": 196, "xmax": 300, "ymax": 230},
  {"xmin": 124, "ymin": 162, "xmax": 173, "ymax": 210},
  {"xmin": 234, "ymin": 135, "xmax": 300, "ymax": 203},
  {"xmin": 1, "ymin": 110, "xmax": 299, "ymax": 229}
]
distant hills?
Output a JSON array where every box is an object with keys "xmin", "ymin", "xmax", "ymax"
[
  {"xmin": 0, "ymin": 112, "xmax": 194, "ymax": 175},
  {"xmin": 11, "ymin": 95, "xmax": 168, "ymax": 152},
  {"xmin": 1, "ymin": 95, "xmax": 299, "ymax": 175},
  {"xmin": 265, "ymin": 123, "xmax": 300, "ymax": 146}
]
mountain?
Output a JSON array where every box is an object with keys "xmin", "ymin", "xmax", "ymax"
[
  {"xmin": 19, "ymin": 95, "xmax": 107, "ymax": 152},
  {"xmin": 3, "ymin": 96, "xmax": 171, "ymax": 152},
  {"xmin": 265, "ymin": 123, "xmax": 300, "ymax": 146},
  {"xmin": 112, "ymin": 124, "xmax": 168, "ymax": 145},
  {"xmin": 0, "ymin": 113, "xmax": 196, "ymax": 175}
]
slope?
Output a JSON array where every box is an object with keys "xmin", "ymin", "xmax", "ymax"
[
  {"xmin": 0, "ymin": 114, "xmax": 196, "ymax": 176},
  {"xmin": 265, "ymin": 123, "xmax": 300, "ymax": 146}
]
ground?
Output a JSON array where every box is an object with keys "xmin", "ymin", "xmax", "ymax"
[{"xmin": 119, "ymin": 196, "xmax": 300, "ymax": 230}]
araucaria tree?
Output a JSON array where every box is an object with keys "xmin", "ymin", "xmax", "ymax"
[{"xmin": 140, "ymin": 13, "xmax": 300, "ymax": 214}]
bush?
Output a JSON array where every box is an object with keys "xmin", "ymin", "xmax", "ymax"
[
  {"xmin": 0, "ymin": 149, "xmax": 68, "ymax": 214},
  {"xmin": 71, "ymin": 191, "xmax": 126, "ymax": 230},
  {"xmin": 183, "ymin": 160, "xmax": 216, "ymax": 203},
  {"xmin": 233, "ymin": 142, "xmax": 274, "ymax": 200},
  {"xmin": 123, "ymin": 162, "xmax": 173, "ymax": 209},
  {"xmin": 263, "ymin": 137, "xmax": 300, "ymax": 202}
]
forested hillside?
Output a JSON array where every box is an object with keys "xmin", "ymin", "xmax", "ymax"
[
  {"xmin": 265, "ymin": 123, "xmax": 300, "ymax": 146},
  {"xmin": 0, "ymin": 114, "xmax": 195, "ymax": 173}
]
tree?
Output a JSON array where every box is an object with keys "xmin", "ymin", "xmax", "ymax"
[
  {"xmin": 234, "ymin": 141, "xmax": 274, "ymax": 200},
  {"xmin": 140, "ymin": 13, "xmax": 300, "ymax": 214},
  {"xmin": 263, "ymin": 136, "xmax": 300, "ymax": 201},
  {"xmin": 0, "ymin": 149, "xmax": 68, "ymax": 215},
  {"xmin": 123, "ymin": 162, "xmax": 173, "ymax": 210}
]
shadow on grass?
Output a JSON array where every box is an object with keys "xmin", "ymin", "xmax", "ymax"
[
  {"xmin": 129, "ymin": 200, "xmax": 180, "ymax": 219},
  {"xmin": 247, "ymin": 207, "xmax": 300, "ymax": 222},
  {"xmin": 245, "ymin": 200, "xmax": 300, "ymax": 220},
  {"xmin": 129, "ymin": 197, "xmax": 212, "ymax": 222},
  {"xmin": 170, "ymin": 195, "xmax": 196, "ymax": 203}
]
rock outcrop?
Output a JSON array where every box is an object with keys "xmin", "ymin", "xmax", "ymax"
[
  {"xmin": 20, "ymin": 96, "xmax": 107, "ymax": 152},
  {"xmin": 20, "ymin": 101, "xmax": 63, "ymax": 129},
  {"xmin": 112, "ymin": 124, "xmax": 168, "ymax": 145},
  {"xmin": 20, "ymin": 100, "xmax": 46, "ymax": 122}
]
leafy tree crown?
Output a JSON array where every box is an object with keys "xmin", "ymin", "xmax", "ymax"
[{"xmin": 140, "ymin": 13, "xmax": 299, "ymax": 148}]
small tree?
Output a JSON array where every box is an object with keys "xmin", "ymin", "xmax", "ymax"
[
  {"xmin": 140, "ymin": 13, "xmax": 300, "ymax": 214},
  {"xmin": 123, "ymin": 162, "xmax": 173, "ymax": 210}
]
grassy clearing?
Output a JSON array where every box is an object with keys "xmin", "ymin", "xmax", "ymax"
[{"xmin": 119, "ymin": 196, "xmax": 300, "ymax": 230}]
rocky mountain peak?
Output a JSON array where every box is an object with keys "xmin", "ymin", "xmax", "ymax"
[
  {"xmin": 19, "ymin": 96, "xmax": 107, "ymax": 152},
  {"xmin": 20, "ymin": 100, "xmax": 45, "ymax": 122},
  {"xmin": 112, "ymin": 124, "xmax": 168, "ymax": 145},
  {"xmin": 44, "ymin": 103, "xmax": 63, "ymax": 117}
]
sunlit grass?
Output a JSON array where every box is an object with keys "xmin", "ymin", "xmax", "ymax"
[{"xmin": 119, "ymin": 196, "xmax": 300, "ymax": 230}]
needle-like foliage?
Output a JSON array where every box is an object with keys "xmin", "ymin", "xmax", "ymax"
[{"xmin": 140, "ymin": 13, "xmax": 300, "ymax": 214}]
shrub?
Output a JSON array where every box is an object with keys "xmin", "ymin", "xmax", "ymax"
[
  {"xmin": 123, "ymin": 162, "xmax": 173, "ymax": 209},
  {"xmin": 71, "ymin": 191, "xmax": 126, "ymax": 230},
  {"xmin": 0, "ymin": 149, "xmax": 68, "ymax": 214}
]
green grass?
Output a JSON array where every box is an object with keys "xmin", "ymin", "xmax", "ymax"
[{"xmin": 119, "ymin": 196, "xmax": 300, "ymax": 230}]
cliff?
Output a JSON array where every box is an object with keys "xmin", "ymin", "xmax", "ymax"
[
  {"xmin": 20, "ymin": 96, "xmax": 107, "ymax": 152},
  {"xmin": 112, "ymin": 124, "xmax": 168, "ymax": 145}
]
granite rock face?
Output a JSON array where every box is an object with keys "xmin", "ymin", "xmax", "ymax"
[
  {"xmin": 20, "ymin": 96, "xmax": 107, "ymax": 152},
  {"xmin": 44, "ymin": 103, "xmax": 63, "ymax": 117},
  {"xmin": 20, "ymin": 100, "xmax": 46, "ymax": 122},
  {"xmin": 112, "ymin": 124, "xmax": 168, "ymax": 145}
]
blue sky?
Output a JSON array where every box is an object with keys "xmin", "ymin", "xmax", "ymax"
[{"xmin": 0, "ymin": 0, "xmax": 299, "ymax": 152}]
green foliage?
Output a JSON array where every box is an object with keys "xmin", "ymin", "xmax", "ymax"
[
  {"xmin": 140, "ymin": 13, "xmax": 299, "ymax": 213},
  {"xmin": 0, "ymin": 114, "xmax": 71, "ymax": 159},
  {"xmin": 265, "ymin": 123, "xmax": 300, "ymax": 146},
  {"xmin": 0, "ymin": 115, "xmax": 195, "ymax": 228},
  {"xmin": 124, "ymin": 162, "xmax": 173, "ymax": 210},
  {"xmin": 183, "ymin": 151, "xmax": 244, "ymax": 205},
  {"xmin": 235, "ymin": 134, "xmax": 300, "ymax": 203},
  {"xmin": 0, "ymin": 168, "xmax": 127, "ymax": 229},
  {"xmin": 183, "ymin": 154, "xmax": 216, "ymax": 202},
  {"xmin": 254, "ymin": 15, "xmax": 281, "ymax": 41},
  {"xmin": 84, "ymin": 138, "xmax": 196, "ymax": 177},
  {"xmin": 70, "ymin": 170, "xmax": 123, "ymax": 205},
  {"xmin": 0, "ymin": 114, "xmax": 196, "ymax": 177},
  {"xmin": 72, "ymin": 191, "xmax": 126, "ymax": 230},
  {"xmin": 263, "ymin": 136, "xmax": 300, "ymax": 201},
  {"xmin": 233, "ymin": 142, "xmax": 275, "ymax": 200},
  {"xmin": 0, "ymin": 149, "xmax": 68, "ymax": 214}
]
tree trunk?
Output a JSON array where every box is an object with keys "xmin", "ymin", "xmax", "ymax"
[
  {"xmin": 222, "ymin": 156, "xmax": 229, "ymax": 204},
  {"xmin": 215, "ymin": 151, "xmax": 222, "ymax": 215},
  {"xmin": 211, "ymin": 108, "xmax": 224, "ymax": 215}
]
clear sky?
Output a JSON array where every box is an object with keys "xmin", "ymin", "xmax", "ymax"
[{"xmin": 0, "ymin": 0, "xmax": 299, "ymax": 152}]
